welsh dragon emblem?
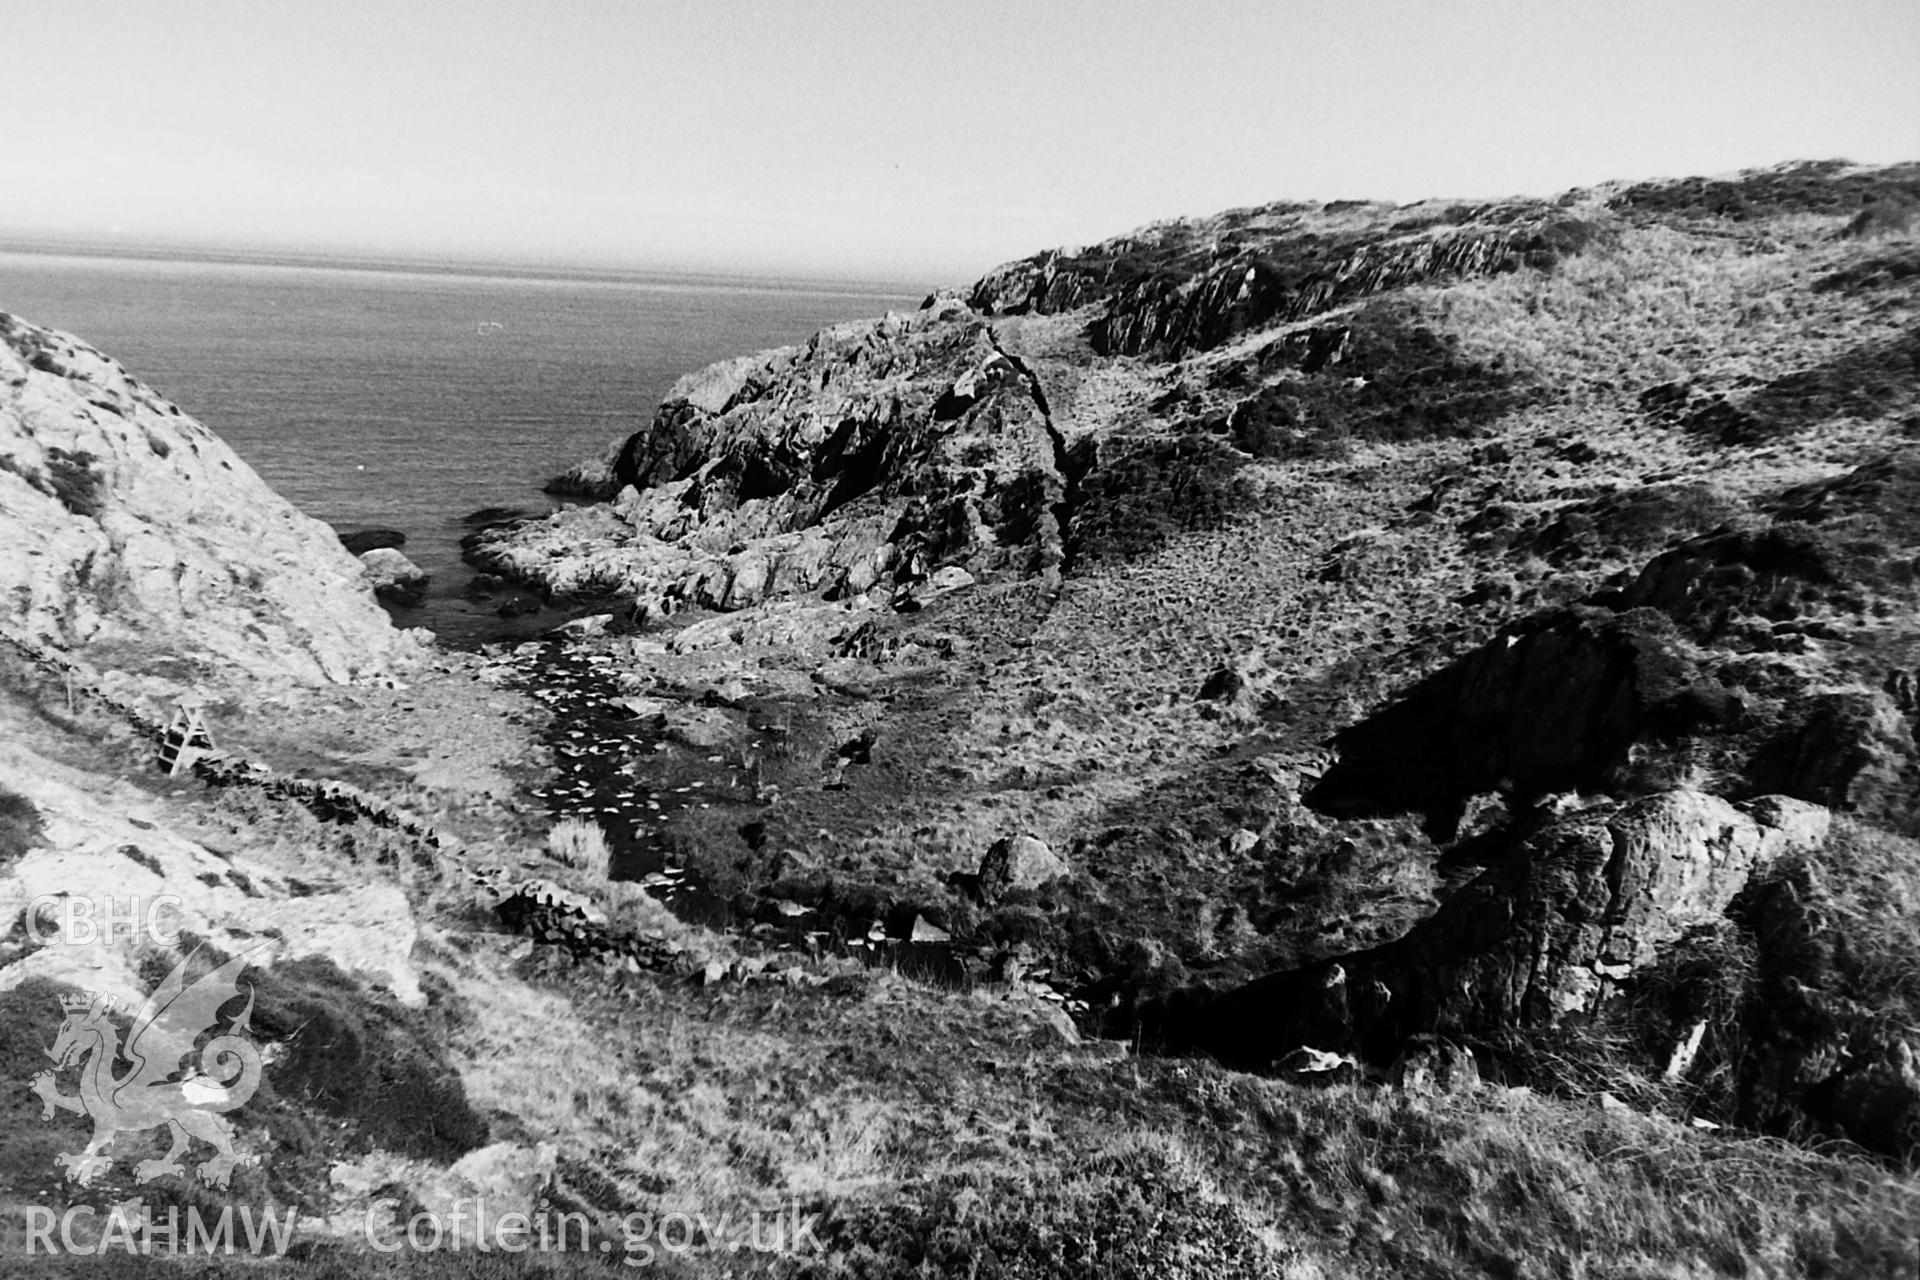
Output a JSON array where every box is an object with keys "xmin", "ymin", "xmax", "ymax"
[{"xmin": 28, "ymin": 944, "xmax": 269, "ymax": 1188}]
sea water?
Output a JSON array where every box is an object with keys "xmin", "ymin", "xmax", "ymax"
[{"xmin": 0, "ymin": 248, "xmax": 922, "ymax": 644}]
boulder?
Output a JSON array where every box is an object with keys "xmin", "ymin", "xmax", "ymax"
[
  {"xmin": 979, "ymin": 834, "xmax": 1070, "ymax": 897},
  {"xmin": 359, "ymin": 547, "xmax": 430, "ymax": 606},
  {"xmin": 1146, "ymin": 790, "xmax": 1829, "ymax": 1066},
  {"xmin": 909, "ymin": 914, "xmax": 952, "ymax": 944}
]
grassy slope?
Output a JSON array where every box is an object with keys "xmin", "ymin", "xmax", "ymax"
[{"xmin": 656, "ymin": 180, "xmax": 1920, "ymax": 1000}]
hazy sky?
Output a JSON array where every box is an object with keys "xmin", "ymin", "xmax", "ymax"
[{"xmin": 3, "ymin": 0, "xmax": 1914, "ymax": 283}]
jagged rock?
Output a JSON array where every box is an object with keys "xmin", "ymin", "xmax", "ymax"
[
  {"xmin": 1145, "ymin": 790, "xmax": 1829, "ymax": 1066},
  {"xmin": 668, "ymin": 597, "xmax": 873, "ymax": 656},
  {"xmin": 908, "ymin": 914, "xmax": 951, "ymax": 944},
  {"xmin": 0, "ymin": 313, "xmax": 415, "ymax": 686},
  {"xmin": 969, "ymin": 203, "xmax": 1545, "ymax": 357},
  {"xmin": 359, "ymin": 547, "xmax": 430, "ymax": 606},
  {"xmin": 1032, "ymin": 1003, "xmax": 1081, "ymax": 1047},
  {"xmin": 467, "ymin": 302, "xmax": 1066, "ymax": 619},
  {"xmin": 980, "ymin": 834, "xmax": 1070, "ymax": 897}
]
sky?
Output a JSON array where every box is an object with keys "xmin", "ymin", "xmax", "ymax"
[{"xmin": 2, "ymin": 0, "xmax": 1914, "ymax": 285}]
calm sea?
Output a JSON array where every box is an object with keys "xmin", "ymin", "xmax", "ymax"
[{"xmin": 0, "ymin": 248, "xmax": 922, "ymax": 644}]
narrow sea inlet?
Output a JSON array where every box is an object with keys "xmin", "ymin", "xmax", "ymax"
[{"xmin": 0, "ymin": 247, "xmax": 919, "ymax": 643}]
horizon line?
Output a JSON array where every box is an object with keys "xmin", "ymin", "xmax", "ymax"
[{"xmin": 0, "ymin": 232, "xmax": 939, "ymax": 299}]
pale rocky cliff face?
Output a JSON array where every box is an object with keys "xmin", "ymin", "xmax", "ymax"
[{"xmin": 0, "ymin": 313, "xmax": 414, "ymax": 687}]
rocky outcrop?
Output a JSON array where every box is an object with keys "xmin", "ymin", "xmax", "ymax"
[
  {"xmin": 967, "ymin": 200, "xmax": 1579, "ymax": 357},
  {"xmin": 0, "ymin": 737, "xmax": 430, "ymax": 1009},
  {"xmin": 1307, "ymin": 607, "xmax": 1720, "ymax": 827},
  {"xmin": 979, "ymin": 834, "xmax": 1070, "ymax": 898},
  {"xmin": 1626, "ymin": 448, "xmax": 1920, "ymax": 636},
  {"xmin": 1144, "ymin": 790, "xmax": 1828, "ymax": 1064},
  {"xmin": 0, "ymin": 313, "xmax": 415, "ymax": 686},
  {"xmin": 465, "ymin": 300, "xmax": 1067, "ymax": 620},
  {"xmin": 1311, "ymin": 448, "xmax": 1920, "ymax": 837},
  {"xmin": 360, "ymin": 546, "xmax": 430, "ymax": 607}
]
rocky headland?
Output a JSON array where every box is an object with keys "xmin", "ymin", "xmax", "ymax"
[{"xmin": 3, "ymin": 159, "xmax": 1919, "ymax": 1276}]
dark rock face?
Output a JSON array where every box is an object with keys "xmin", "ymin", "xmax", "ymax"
[
  {"xmin": 1619, "ymin": 525, "xmax": 1846, "ymax": 634},
  {"xmin": 1700, "ymin": 853, "xmax": 1920, "ymax": 1163},
  {"xmin": 1805, "ymin": 1046, "xmax": 1920, "ymax": 1165},
  {"xmin": 967, "ymin": 205, "xmax": 1549, "ymax": 358},
  {"xmin": 1633, "ymin": 327, "xmax": 1920, "ymax": 447},
  {"xmin": 1307, "ymin": 607, "xmax": 1709, "ymax": 827},
  {"xmin": 1514, "ymin": 483, "xmax": 1738, "ymax": 568},
  {"xmin": 1142, "ymin": 790, "xmax": 1827, "ymax": 1066},
  {"xmin": 338, "ymin": 528, "xmax": 407, "ymax": 556},
  {"xmin": 1313, "ymin": 448, "xmax": 1920, "ymax": 836}
]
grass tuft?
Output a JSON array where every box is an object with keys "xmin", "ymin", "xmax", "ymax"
[
  {"xmin": 0, "ymin": 783, "xmax": 45, "ymax": 869},
  {"xmin": 547, "ymin": 816, "xmax": 611, "ymax": 878},
  {"xmin": 42, "ymin": 447, "xmax": 105, "ymax": 518}
]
